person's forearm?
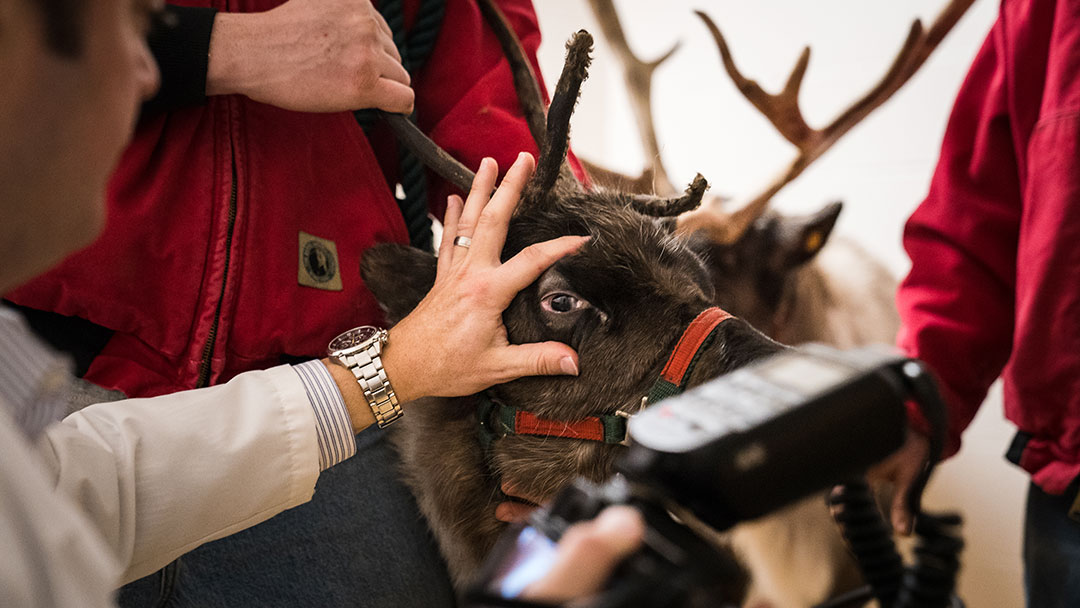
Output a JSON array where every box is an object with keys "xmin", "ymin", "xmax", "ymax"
[
  {"xmin": 320, "ymin": 358, "xmax": 377, "ymax": 433},
  {"xmin": 896, "ymin": 21, "xmax": 1019, "ymax": 457},
  {"xmin": 36, "ymin": 366, "xmax": 323, "ymax": 584}
]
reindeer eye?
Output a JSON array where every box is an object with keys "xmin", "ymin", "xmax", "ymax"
[{"xmin": 541, "ymin": 292, "xmax": 586, "ymax": 314}]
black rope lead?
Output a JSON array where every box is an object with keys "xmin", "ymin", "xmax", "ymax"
[{"xmin": 355, "ymin": 0, "xmax": 447, "ymax": 251}]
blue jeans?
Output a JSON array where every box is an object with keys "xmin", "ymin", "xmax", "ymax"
[
  {"xmin": 1023, "ymin": 480, "xmax": 1080, "ymax": 608},
  {"xmin": 117, "ymin": 427, "xmax": 456, "ymax": 608}
]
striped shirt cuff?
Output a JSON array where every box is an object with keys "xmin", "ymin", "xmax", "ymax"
[{"xmin": 292, "ymin": 360, "xmax": 357, "ymax": 471}]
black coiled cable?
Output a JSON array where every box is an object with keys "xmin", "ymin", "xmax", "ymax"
[
  {"xmin": 895, "ymin": 512, "xmax": 964, "ymax": 608},
  {"xmin": 827, "ymin": 479, "xmax": 904, "ymax": 607},
  {"xmin": 824, "ymin": 479, "xmax": 964, "ymax": 608}
]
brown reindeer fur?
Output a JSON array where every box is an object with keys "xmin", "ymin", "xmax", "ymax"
[{"xmin": 362, "ymin": 186, "xmax": 782, "ymax": 591}]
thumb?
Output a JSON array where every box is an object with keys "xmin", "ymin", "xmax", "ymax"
[
  {"xmin": 500, "ymin": 342, "xmax": 580, "ymax": 381},
  {"xmin": 371, "ymin": 78, "xmax": 414, "ymax": 114}
]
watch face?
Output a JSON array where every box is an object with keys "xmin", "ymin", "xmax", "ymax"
[{"xmin": 328, "ymin": 326, "xmax": 380, "ymax": 354}]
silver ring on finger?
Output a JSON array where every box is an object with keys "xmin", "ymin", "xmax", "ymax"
[{"xmin": 453, "ymin": 236, "xmax": 472, "ymax": 248}]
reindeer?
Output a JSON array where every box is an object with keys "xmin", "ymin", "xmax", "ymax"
[
  {"xmin": 364, "ymin": 3, "xmax": 792, "ymax": 602},
  {"xmin": 580, "ymin": 2, "xmax": 973, "ymax": 605},
  {"xmin": 585, "ymin": 0, "xmax": 974, "ymax": 347}
]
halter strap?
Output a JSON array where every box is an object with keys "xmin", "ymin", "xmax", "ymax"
[
  {"xmin": 476, "ymin": 307, "xmax": 734, "ymax": 447},
  {"xmin": 477, "ymin": 395, "xmax": 628, "ymax": 448},
  {"xmin": 646, "ymin": 307, "xmax": 733, "ymax": 405}
]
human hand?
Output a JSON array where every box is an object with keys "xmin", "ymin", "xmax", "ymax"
[
  {"xmin": 867, "ymin": 429, "xmax": 931, "ymax": 535},
  {"xmin": 519, "ymin": 506, "xmax": 645, "ymax": 604},
  {"xmin": 207, "ymin": 0, "xmax": 414, "ymax": 113},
  {"xmin": 382, "ymin": 153, "xmax": 588, "ymax": 403}
]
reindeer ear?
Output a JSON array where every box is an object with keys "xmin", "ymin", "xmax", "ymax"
[
  {"xmin": 360, "ymin": 243, "xmax": 437, "ymax": 325},
  {"xmin": 771, "ymin": 201, "xmax": 842, "ymax": 270}
]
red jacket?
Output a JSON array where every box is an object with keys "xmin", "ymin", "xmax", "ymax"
[
  {"xmin": 898, "ymin": 0, "xmax": 1080, "ymax": 494},
  {"xmin": 8, "ymin": 0, "xmax": 556, "ymax": 397}
]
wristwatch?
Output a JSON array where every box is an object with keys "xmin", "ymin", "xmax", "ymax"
[{"xmin": 327, "ymin": 326, "xmax": 403, "ymax": 428}]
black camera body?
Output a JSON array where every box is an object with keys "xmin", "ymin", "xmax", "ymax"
[
  {"xmin": 467, "ymin": 344, "xmax": 961, "ymax": 608},
  {"xmin": 618, "ymin": 344, "xmax": 910, "ymax": 532}
]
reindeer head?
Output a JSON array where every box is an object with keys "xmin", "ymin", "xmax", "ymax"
[
  {"xmin": 684, "ymin": 200, "xmax": 842, "ymax": 335},
  {"xmin": 364, "ymin": 28, "xmax": 782, "ymax": 511}
]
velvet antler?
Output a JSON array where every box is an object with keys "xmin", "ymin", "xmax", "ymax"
[
  {"xmin": 532, "ymin": 31, "xmax": 593, "ymax": 200},
  {"xmin": 630, "ymin": 173, "xmax": 709, "ymax": 218}
]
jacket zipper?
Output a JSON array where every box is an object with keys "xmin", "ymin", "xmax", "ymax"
[{"xmin": 196, "ymin": 128, "xmax": 239, "ymax": 388}]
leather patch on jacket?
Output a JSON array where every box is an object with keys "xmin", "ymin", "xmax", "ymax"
[{"xmin": 298, "ymin": 231, "xmax": 343, "ymax": 291}]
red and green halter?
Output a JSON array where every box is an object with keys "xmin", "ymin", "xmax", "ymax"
[{"xmin": 477, "ymin": 307, "xmax": 734, "ymax": 448}]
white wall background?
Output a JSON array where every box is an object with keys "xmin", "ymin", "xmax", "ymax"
[{"xmin": 532, "ymin": 1, "xmax": 1027, "ymax": 606}]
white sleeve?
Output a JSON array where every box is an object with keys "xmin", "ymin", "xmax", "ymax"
[
  {"xmin": 0, "ymin": 411, "xmax": 119, "ymax": 608},
  {"xmin": 33, "ymin": 365, "xmax": 322, "ymax": 585}
]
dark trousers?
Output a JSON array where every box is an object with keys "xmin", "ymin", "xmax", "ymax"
[
  {"xmin": 117, "ymin": 427, "xmax": 456, "ymax": 608},
  {"xmin": 1023, "ymin": 480, "xmax": 1080, "ymax": 608}
]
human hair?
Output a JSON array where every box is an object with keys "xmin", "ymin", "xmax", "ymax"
[{"xmin": 33, "ymin": 0, "xmax": 85, "ymax": 57}]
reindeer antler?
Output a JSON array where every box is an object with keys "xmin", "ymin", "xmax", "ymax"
[
  {"xmin": 381, "ymin": 0, "xmax": 575, "ymax": 200},
  {"xmin": 587, "ymin": 0, "xmax": 680, "ymax": 196},
  {"xmin": 533, "ymin": 31, "xmax": 594, "ymax": 199},
  {"xmin": 682, "ymin": 0, "xmax": 975, "ymax": 244},
  {"xmin": 631, "ymin": 174, "xmax": 708, "ymax": 217}
]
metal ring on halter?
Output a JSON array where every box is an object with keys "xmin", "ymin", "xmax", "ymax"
[{"xmin": 453, "ymin": 236, "xmax": 472, "ymax": 248}]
